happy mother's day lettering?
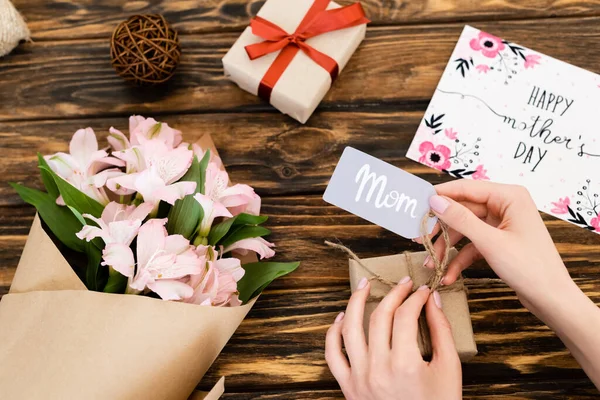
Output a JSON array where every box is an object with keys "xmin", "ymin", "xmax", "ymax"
[{"xmin": 501, "ymin": 85, "xmax": 586, "ymax": 172}]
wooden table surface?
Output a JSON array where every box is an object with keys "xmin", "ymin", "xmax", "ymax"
[{"xmin": 2, "ymin": 0, "xmax": 600, "ymax": 398}]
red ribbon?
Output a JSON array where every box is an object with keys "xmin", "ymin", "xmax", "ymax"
[{"xmin": 244, "ymin": 0, "xmax": 370, "ymax": 101}]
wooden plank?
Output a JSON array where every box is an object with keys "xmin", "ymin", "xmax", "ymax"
[
  {"xmin": 11, "ymin": 0, "xmax": 600, "ymax": 40},
  {"xmin": 4, "ymin": 18, "xmax": 600, "ymax": 121},
  {"xmin": 0, "ymin": 111, "xmax": 434, "ymax": 204},
  {"xmin": 2, "ymin": 200, "xmax": 600, "ymax": 290},
  {"xmin": 217, "ymin": 379, "xmax": 600, "ymax": 399}
]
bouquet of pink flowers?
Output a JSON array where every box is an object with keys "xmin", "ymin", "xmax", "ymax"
[{"xmin": 0, "ymin": 116, "xmax": 298, "ymax": 399}]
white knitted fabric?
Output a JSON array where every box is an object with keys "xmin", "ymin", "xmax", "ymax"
[{"xmin": 0, "ymin": 0, "xmax": 29, "ymax": 57}]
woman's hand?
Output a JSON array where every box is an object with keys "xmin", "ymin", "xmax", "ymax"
[
  {"xmin": 424, "ymin": 180, "xmax": 600, "ymax": 389},
  {"xmin": 422, "ymin": 180, "xmax": 573, "ymax": 313},
  {"xmin": 325, "ymin": 277, "xmax": 462, "ymax": 400}
]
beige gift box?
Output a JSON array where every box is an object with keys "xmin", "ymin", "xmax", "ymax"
[
  {"xmin": 349, "ymin": 249, "xmax": 478, "ymax": 362},
  {"xmin": 222, "ymin": 0, "xmax": 367, "ymax": 124},
  {"xmin": 0, "ymin": 135, "xmax": 256, "ymax": 399}
]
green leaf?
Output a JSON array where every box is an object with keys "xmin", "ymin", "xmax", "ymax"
[
  {"xmin": 166, "ymin": 153, "xmax": 208, "ymax": 238},
  {"xmin": 198, "ymin": 149, "xmax": 210, "ymax": 195},
  {"xmin": 207, "ymin": 218, "xmax": 236, "ymax": 246},
  {"xmin": 220, "ymin": 225, "xmax": 271, "ymax": 248},
  {"xmin": 37, "ymin": 153, "xmax": 59, "ymax": 199},
  {"xmin": 237, "ymin": 261, "xmax": 300, "ymax": 303},
  {"xmin": 103, "ymin": 268, "xmax": 128, "ymax": 293},
  {"xmin": 68, "ymin": 205, "xmax": 87, "ymax": 226},
  {"xmin": 235, "ymin": 213, "xmax": 268, "ymax": 225},
  {"xmin": 40, "ymin": 163, "xmax": 104, "ymax": 218},
  {"xmin": 208, "ymin": 213, "xmax": 268, "ymax": 246},
  {"xmin": 85, "ymin": 240, "xmax": 104, "ymax": 291},
  {"xmin": 11, "ymin": 183, "xmax": 85, "ymax": 252}
]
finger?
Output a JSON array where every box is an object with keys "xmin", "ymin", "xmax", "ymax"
[
  {"xmin": 416, "ymin": 201, "xmax": 487, "ymax": 246},
  {"xmin": 425, "ymin": 292, "xmax": 460, "ymax": 365},
  {"xmin": 368, "ymin": 276, "xmax": 413, "ymax": 358},
  {"xmin": 326, "ymin": 312, "xmax": 351, "ymax": 384},
  {"xmin": 442, "ymin": 242, "xmax": 483, "ymax": 285},
  {"xmin": 392, "ymin": 285, "xmax": 430, "ymax": 355},
  {"xmin": 424, "ymin": 228, "xmax": 463, "ymax": 269},
  {"xmin": 429, "ymin": 195, "xmax": 498, "ymax": 248},
  {"xmin": 434, "ymin": 179, "xmax": 505, "ymax": 204},
  {"xmin": 342, "ymin": 277, "xmax": 370, "ymax": 370}
]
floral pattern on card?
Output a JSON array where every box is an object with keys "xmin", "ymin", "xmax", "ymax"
[
  {"xmin": 550, "ymin": 180, "xmax": 600, "ymax": 231},
  {"xmin": 454, "ymin": 30, "xmax": 542, "ymax": 84},
  {"xmin": 416, "ymin": 113, "xmax": 489, "ymax": 180}
]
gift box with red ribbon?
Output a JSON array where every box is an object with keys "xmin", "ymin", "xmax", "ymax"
[{"xmin": 222, "ymin": 0, "xmax": 369, "ymax": 124}]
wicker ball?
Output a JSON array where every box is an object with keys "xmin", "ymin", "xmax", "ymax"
[{"xmin": 110, "ymin": 14, "xmax": 181, "ymax": 85}]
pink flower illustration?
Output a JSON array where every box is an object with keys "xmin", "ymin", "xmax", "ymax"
[
  {"xmin": 476, "ymin": 64, "xmax": 490, "ymax": 73},
  {"xmin": 524, "ymin": 54, "xmax": 541, "ymax": 69},
  {"xmin": 550, "ymin": 197, "xmax": 570, "ymax": 214},
  {"xmin": 418, "ymin": 142, "xmax": 451, "ymax": 171},
  {"xmin": 472, "ymin": 165, "xmax": 489, "ymax": 180},
  {"xmin": 591, "ymin": 217, "xmax": 600, "ymax": 232},
  {"xmin": 470, "ymin": 32, "xmax": 505, "ymax": 58},
  {"xmin": 444, "ymin": 128, "xmax": 458, "ymax": 140}
]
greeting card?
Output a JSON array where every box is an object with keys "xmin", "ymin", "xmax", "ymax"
[{"xmin": 407, "ymin": 25, "xmax": 600, "ymax": 233}]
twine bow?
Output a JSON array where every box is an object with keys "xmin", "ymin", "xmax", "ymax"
[{"xmin": 244, "ymin": 0, "xmax": 370, "ymax": 101}]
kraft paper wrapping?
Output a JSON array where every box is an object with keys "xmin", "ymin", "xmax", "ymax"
[
  {"xmin": 222, "ymin": 0, "xmax": 367, "ymax": 124},
  {"xmin": 349, "ymin": 249, "xmax": 478, "ymax": 362},
  {"xmin": 0, "ymin": 134, "xmax": 257, "ymax": 399}
]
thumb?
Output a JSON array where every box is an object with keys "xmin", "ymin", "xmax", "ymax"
[
  {"xmin": 425, "ymin": 292, "xmax": 460, "ymax": 366},
  {"xmin": 429, "ymin": 195, "xmax": 496, "ymax": 246}
]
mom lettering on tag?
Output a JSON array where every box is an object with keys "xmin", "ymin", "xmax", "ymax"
[
  {"xmin": 324, "ymin": 147, "xmax": 437, "ymax": 239},
  {"xmin": 355, "ymin": 164, "xmax": 418, "ymax": 218}
]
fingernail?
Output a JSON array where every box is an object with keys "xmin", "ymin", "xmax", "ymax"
[
  {"xmin": 430, "ymin": 195, "xmax": 450, "ymax": 214},
  {"xmin": 418, "ymin": 284, "xmax": 429, "ymax": 291},
  {"xmin": 440, "ymin": 276, "xmax": 447, "ymax": 286},
  {"xmin": 357, "ymin": 277, "xmax": 368, "ymax": 290},
  {"xmin": 398, "ymin": 276, "xmax": 411, "ymax": 285},
  {"xmin": 335, "ymin": 312, "xmax": 345, "ymax": 323},
  {"xmin": 423, "ymin": 255, "xmax": 432, "ymax": 268},
  {"xmin": 433, "ymin": 291, "xmax": 443, "ymax": 309}
]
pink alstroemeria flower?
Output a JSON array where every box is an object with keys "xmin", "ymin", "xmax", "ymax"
[
  {"xmin": 204, "ymin": 162, "xmax": 259, "ymax": 215},
  {"xmin": 107, "ymin": 141, "xmax": 196, "ymax": 206},
  {"xmin": 128, "ymin": 219, "xmax": 203, "ymax": 300},
  {"xmin": 193, "ymin": 193, "xmax": 233, "ymax": 237},
  {"xmin": 45, "ymin": 128, "xmax": 124, "ymax": 205},
  {"xmin": 471, "ymin": 165, "xmax": 490, "ymax": 181},
  {"xmin": 185, "ymin": 245, "xmax": 245, "ymax": 306},
  {"xmin": 550, "ymin": 197, "xmax": 570, "ymax": 214},
  {"xmin": 223, "ymin": 237, "xmax": 275, "ymax": 260},
  {"xmin": 108, "ymin": 115, "xmax": 183, "ymax": 151},
  {"xmin": 193, "ymin": 144, "xmax": 224, "ymax": 169},
  {"xmin": 77, "ymin": 202, "xmax": 153, "ymax": 277}
]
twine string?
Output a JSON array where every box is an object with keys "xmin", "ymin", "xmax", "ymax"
[{"xmin": 325, "ymin": 211, "xmax": 453, "ymax": 294}]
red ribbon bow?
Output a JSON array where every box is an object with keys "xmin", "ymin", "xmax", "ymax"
[{"xmin": 244, "ymin": 0, "xmax": 369, "ymax": 101}]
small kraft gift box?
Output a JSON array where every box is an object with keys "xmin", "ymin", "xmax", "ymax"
[
  {"xmin": 222, "ymin": 0, "xmax": 369, "ymax": 124},
  {"xmin": 349, "ymin": 249, "xmax": 478, "ymax": 362}
]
